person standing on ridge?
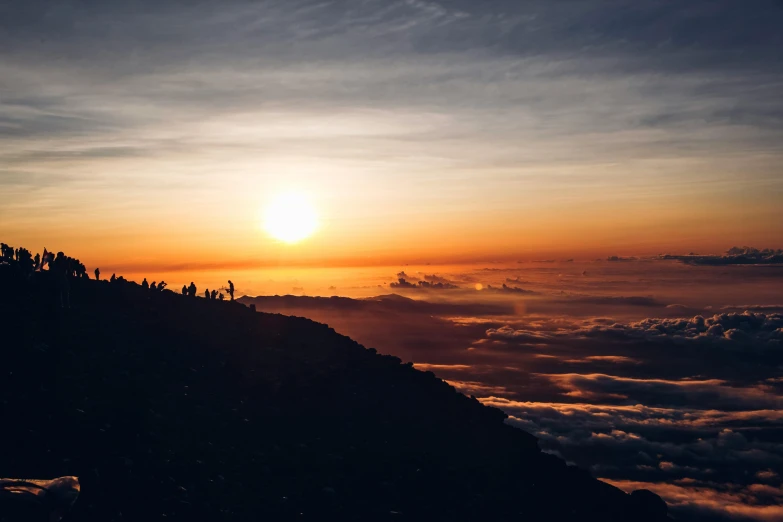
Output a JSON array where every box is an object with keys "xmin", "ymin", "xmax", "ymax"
[
  {"xmin": 94, "ymin": 267, "xmax": 100, "ymax": 280},
  {"xmin": 228, "ymin": 280, "xmax": 235, "ymax": 301},
  {"xmin": 188, "ymin": 282, "xmax": 196, "ymax": 297},
  {"xmin": 50, "ymin": 252, "xmax": 70, "ymax": 309},
  {"xmin": 142, "ymin": 278, "xmax": 149, "ymax": 290},
  {"xmin": 181, "ymin": 285, "xmax": 187, "ymax": 295}
]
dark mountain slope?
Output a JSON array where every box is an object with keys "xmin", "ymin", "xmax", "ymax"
[{"xmin": 0, "ymin": 264, "xmax": 668, "ymax": 521}]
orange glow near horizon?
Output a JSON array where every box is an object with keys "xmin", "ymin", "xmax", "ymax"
[{"xmin": 3, "ymin": 192, "xmax": 780, "ymax": 274}]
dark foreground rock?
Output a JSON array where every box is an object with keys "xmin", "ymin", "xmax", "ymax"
[
  {"xmin": 0, "ymin": 476, "xmax": 80, "ymax": 522},
  {"xmin": 0, "ymin": 263, "xmax": 669, "ymax": 521},
  {"xmin": 631, "ymin": 490, "xmax": 669, "ymax": 519}
]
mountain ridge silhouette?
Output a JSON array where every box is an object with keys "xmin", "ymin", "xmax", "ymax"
[{"xmin": 0, "ymin": 258, "xmax": 669, "ymax": 521}]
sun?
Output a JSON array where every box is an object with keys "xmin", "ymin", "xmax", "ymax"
[{"xmin": 264, "ymin": 192, "xmax": 319, "ymax": 244}]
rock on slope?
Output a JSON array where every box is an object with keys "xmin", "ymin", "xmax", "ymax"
[{"xmin": 0, "ymin": 264, "xmax": 669, "ymax": 521}]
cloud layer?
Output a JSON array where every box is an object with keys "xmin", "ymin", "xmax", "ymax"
[{"xmin": 240, "ymin": 259, "xmax": 783, "ymax": 521}]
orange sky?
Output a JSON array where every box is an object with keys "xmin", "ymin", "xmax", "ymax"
[{"xmin": 2, "ymin": 173, "xmax": 780, "ymax": 271}]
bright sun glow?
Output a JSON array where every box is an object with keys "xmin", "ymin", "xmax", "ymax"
[{"xmin": 264, "ymin": 192, "xmax": 319, "ymax": 244}]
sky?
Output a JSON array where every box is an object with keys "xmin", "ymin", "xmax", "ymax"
[{"xmin": 2, "ymin": 0, "xmax": 782, "ymax": 270}]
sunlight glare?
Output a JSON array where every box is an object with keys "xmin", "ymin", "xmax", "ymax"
[{"xmin": 264, "ymin": 192, "xmax": 319, "ymax": 244}]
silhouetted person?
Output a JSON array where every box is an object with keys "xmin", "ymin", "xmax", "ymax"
[
  {"xmin": 151, "ymin": 282, "xmax": 157, "ymax": 291},
  {"xmin": 219, "ymin": 293, "xmax": 225, "ymax": 301},
  {"xmin": 205, "ymin": 289, "xmax": 210, "ymax": 299},
  {"xmin": 228, "ymin": 280, "xmax": 235, "ymax": 301},
  {"xmin": 211, "ymin": 289, "xmax": 217, "ymax": 300},
  {"xmin": 34, "ymin": 253, "xmax": 41, "ymax": 270},
  {"xmin": 188, "ymin": 282, "xmax": 196, "ymax": 297},
  {"xmin": 142, "ymin": 278, "xmax": 149, "ymax": 290},
  {"xmin": 158, "ymin": 281, "xmax": 167, "ymax": 291},
  {"xmin": 182, "ymin": 285, "xmax": 187, "ymax": 295},
  {"xmin": 94, "ymin": 267, "xmax": 100, "ymax": 281},
  {"xmin": 50, "ymin": 252, "xmax": 70, "ymax": 309},
  {"xmin": 73, "ymin": 260, "xmax": 86, "ymax": 279},
  {"xmin": 14, "ymin": 248, "xmax": 34, "ymax": 276}
]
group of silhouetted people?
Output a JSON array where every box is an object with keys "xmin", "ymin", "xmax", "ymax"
[
  {"xmin": 178, "ymin": 280, "xmax": 234, "ymax": 301},
  {"xmin": 204, "ymin": 289, "xmax": 223, "ymax": 300},
  {"xmin": 1, "ymin": 244, "xmax": 95, "ymax": 282},
  {"xmin": 1, "ymin": 244, "xmax": 100, "ymax": 308},
  {"xmin": 139, "ymin": 278, "xmax": 236, "ymax": 302},
  {"xmin": 2, "ymin": 241, "xmax": 239, "ymax": 309},
  {"xmin": 141, "ymin": 278, "xmax": 168, "ymax": 291}
]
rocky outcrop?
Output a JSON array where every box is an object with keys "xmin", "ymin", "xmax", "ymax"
[
  {"xmin": 0, "ymin": 476, "xmax": 80, "ymax": 522},
  {"xmin": 631, "ymin": 489, "xmax": 669, "ymax": 520}
]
